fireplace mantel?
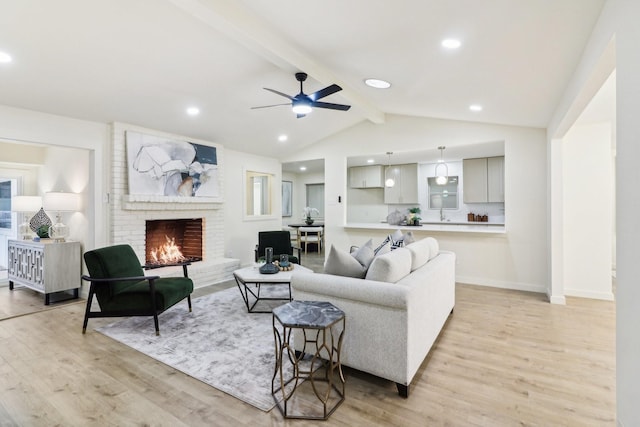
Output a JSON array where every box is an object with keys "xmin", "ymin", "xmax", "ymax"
[{"xmin": 122, "ymin": 194, "xmax": 223, "ymax": 211}]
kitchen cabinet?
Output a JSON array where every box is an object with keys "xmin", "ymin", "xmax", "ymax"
[
  {"xmin": 463, "ymin": 156, "xmax": 504, "ymax": 203},
  {"xmin": 8, "ymin": 239, "xmax": 81, "ymax": 305},
  {"xmin": 384, "ymin": 163, "xmax": 418, "ymax": 204},
  {"xmin": 487, "ymin": 156, "xmax": 505, "ymax": 202},
  {"xmin": 349, "ymin": 165, "xmax": 384, "ymax": 188}
]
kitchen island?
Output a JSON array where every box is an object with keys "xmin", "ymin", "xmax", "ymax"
[{"xmin": 345, "ymin": 221, "xmax": 505, "ymax": 234}]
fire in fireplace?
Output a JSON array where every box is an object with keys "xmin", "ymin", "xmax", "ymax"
[{"xmin": 145, "ymin": 218, "xmax": 203, "ymax": 265}]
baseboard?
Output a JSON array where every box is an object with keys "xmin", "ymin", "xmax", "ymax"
[
  {"xmin": 564, "ymin": 288, "xmax": 615, "ymax": 301},
  {"xmin": 455, "ymin": 275, "xmax": 547, "ymax": 294}
]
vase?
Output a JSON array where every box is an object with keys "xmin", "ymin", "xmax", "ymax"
[{"xmin": 305, "ymin": 218, "xmax": 314, "ymax": 225}]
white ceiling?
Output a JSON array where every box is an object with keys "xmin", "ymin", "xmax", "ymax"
[{"xmin": 0, "ymin": 0, "xmax": 605, "ymax": 158}]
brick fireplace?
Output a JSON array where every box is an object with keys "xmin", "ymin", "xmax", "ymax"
[
  {"xmin": 145, "ymin": 218, "xmax": 203, "ymax": 265},
  {"xmin": 109, "ymin": 123, "xmax": 240, "ymax": 287}
]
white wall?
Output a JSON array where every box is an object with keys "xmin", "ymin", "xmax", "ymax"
[
  {"xmin": 0, "ymin": 105, "xmax": 109, "ymax": 253},
  {"xmin": 283, "ymin": 114, "xmax": 548, "ymax": 293},
  {"xmin": 224, "ymin": 148, "xmax": 282, "ymax": 267},
  {"xmin": 547, "ymin": 0, "xmax": 640, "ymax": 424},
  {"xmin": 39, "ymin": 146, "xmax": 91, "ymax": 247},
  {"xmin": 562, "ymin": 122, "xmax": 614, "ymax": 300}
]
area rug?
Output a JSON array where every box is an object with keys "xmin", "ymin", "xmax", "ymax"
[{"xmin": 96, "ymin": 285, "xmax": 292, "ymax": 412}]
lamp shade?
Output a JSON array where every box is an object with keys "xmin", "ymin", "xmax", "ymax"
[
  {"xmin": 11, "ymin": 196, "xmax": 42, "ymax": 212},
  {"xmin": 43, "ymin": 192, "xmax": 81, "ymax": 212}
]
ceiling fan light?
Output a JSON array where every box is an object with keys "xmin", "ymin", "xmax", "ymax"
[{"xmin": 292, "ymin": 104, "xmax": 312, "ymax": 114}]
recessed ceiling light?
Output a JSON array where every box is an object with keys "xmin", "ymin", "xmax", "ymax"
[
  {"xmin": 299, "ymin": 166, "xmax": 307, "ymax": 171},
  {"xmin": 442, "ymin": 39, "xmax": 462, "ymax": 49},
  {"xmin": 367, "ymin": 159, "xmax": 374, "ymax": 163},
  {"xmin": 0, "ymin": 51, "xmax": 12, "ymax": 63},
  {"xmin": 469, "ymin": 104, "xmax": 483, "ymax": 112},
  {"xmin": 186, "ymin": 107, "xmax": 200, "ymax": 116},
  {"xmin": 364, "ymin": 78, "xmax": 391, "ymax": 89},
  {"xmin": 278, "ymin": 134, "xmax": 288, "ymax": 142}
]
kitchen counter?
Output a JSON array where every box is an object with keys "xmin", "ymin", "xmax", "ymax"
[{"xmin": 344, "ymin": 222, "xmax": 506, "ymax": 234}]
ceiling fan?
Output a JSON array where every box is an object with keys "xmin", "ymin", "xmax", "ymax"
[{"xmin": 251, "ymin": 72, "xmax": 351, "ymax": 118}]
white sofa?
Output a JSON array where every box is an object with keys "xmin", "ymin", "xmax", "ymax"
[{"xmin": 290, "ymin": 237, "xmax": 455, "ymax": 397}]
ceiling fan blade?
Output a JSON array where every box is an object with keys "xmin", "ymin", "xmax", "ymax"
[
  {"xmin": 264, "ymin": 87, "xmax": 294, "ymax": 100},
  {"xmin": 311, "ymin": 101, "xmax": 351, "ymax": 111},
  {"xmin": 309, "ymin": 84, "xmax": 342, "ymax": 101},
  {"xmin": 250, "ymin": 103, "xmax": 291, "ymax": 109}
]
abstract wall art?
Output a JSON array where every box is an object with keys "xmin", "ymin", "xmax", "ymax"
[{"xmin": 126, "ymin": 131, "xmax": 220, "ymax": 198}]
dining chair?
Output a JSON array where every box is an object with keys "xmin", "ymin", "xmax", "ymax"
[{"xmin": 298, "ymin": 226, "xmax": 323, "ymax": 254}]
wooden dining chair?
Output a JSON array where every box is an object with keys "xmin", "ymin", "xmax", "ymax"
[{"xmin": 298, "ymin": 226, "xmax": 323, "ymax": 253}]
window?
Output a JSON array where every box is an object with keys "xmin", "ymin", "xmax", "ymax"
[
  {"xmin": 244, "ymin": 170, "xmax": 274, "ymax": 218},
  {"xmin": 0, "ymin": 181, "xmax": 12, "ymax": 229},
  {"xmin": 305, "ymin": 183, "xmax": 324, "ymax": 218},
  {"xmin": 428, "ymin": 176, "xmax": 459, "ymax": 210}
]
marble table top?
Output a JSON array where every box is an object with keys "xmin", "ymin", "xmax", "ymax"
[
  {"xmin": 234, "ymin": 264, "xmax": 312, "ymax": 283},
  {"xmin": 273, "ymin": 301, "xmax": 345, "ymax": 329}
]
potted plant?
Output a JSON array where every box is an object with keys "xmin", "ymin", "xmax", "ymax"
[
  {"xmin": 408, "ymin": 207, "xmax": 421, "ymax": 226},
  {"xmin": 303, "ymin": 207, "xmax": 319, "ymax": 225}
]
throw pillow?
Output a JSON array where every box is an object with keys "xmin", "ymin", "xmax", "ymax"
[
  {"xmin": 351, "ymin": 239, "xmax": 375, "ymax": 270},
  {"xmin": 402, "ymin": 231, "xmax": 415, "ymax": 245},
  {"xmin": 374, "ymin": 235, "xmax": 391, "ymax": 255},
  {"xmin": 389, "ymin": 229, "xmax": 404, "ymax": 250},
  {"xmin": 324, "ymin": 245, "xmax": 367, "ymax": 278}
]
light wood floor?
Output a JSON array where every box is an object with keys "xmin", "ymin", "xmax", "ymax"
[{"xmin": 0, "ymin": 275, "xmax": 615, "ymax": 426}]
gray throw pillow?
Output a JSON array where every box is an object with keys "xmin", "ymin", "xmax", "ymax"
[
  {"xmin": 352, "ymin": 239, "xmax": 375, "ymax": 269},
  {"xmin": 324, "ymin": 245, "xmax": 367, "ymax": 278}
]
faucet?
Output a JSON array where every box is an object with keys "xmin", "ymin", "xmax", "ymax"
[{"xmin": 440, "ymin": 207, "xmax": 445, "ymax": 221}]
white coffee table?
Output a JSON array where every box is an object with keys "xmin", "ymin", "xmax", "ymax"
[{"xmin": 233, "ymin": 264, "xmax": 313, "ymax": 313}]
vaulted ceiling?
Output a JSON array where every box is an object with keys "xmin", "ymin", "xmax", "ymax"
[{"xmin": 0, "ymin": 0, "xmax": 605, "ymax": 157}]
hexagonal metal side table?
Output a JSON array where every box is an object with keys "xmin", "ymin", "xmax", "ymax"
[{"xmin": 271, "ymin": 301, "xmax": 345, "ymax": 420}]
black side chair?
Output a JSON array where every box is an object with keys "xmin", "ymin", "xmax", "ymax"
[
  {"xmin": 81, "ymin": 244, "xmax": 194, "ymax": 335},
  {"xmin": 255, "ymin": 230, "xmax": 301, "ymax": 264}
]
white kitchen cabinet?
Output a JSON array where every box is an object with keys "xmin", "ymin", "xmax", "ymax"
[
  {"xmin": 384, "ymin": 163, "xmax": 419, "ymax": 204},
  {"xmin": 487, "ymin": 156, "xmax": 505, "ymax": 202},
  {"xmin": 463, "ymin": 156, "xmax": 504, "ymax": 203},
  {"xmin": 8, "ymin": 239, "xmax": 81, "ymax": 305},
  {"xmin": 349, "ymin": 165, "xmax": 384, "ymax": 188}
]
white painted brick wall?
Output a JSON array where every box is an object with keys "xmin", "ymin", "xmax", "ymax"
[{"xmin": 109, "ymin": 123, "xmax": 239, "ymax": 288}]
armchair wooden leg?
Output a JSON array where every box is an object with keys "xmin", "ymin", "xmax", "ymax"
[
  {"xmin": 82, "ymin": 287, "xmax": 96, "ymax": 334},
  {"xmin": 153, "ymin": 313, "xmax": 160, "ymax": 336},
  {"xmin": 187, "ymin": 295, "xmax": 192, "ymax": 312}
]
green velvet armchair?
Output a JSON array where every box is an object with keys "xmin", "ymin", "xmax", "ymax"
[{"xmin": 81, "ymin": 244, "xmax": 194, "ymax": 335}]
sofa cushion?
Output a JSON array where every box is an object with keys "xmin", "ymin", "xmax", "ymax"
[
  {"xmin": 406, "ymin": 238, "xmax": 431, "ymax": 272},
  {"xmin": 425, "ymin": 237, "xmax": 439, "ymax": 260},
  {"xmin": 324, "ymin": 245, "xmax": 367, "ymax": 278},
  {"xmin": 365, "ymin": 247, "xmax": 412, "ymax": 283}
]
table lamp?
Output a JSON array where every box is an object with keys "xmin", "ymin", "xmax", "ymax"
[
  {"xmin": 43, "ymin": 191, "xmax": 81, "ymax": 242},
  {"xmin": 11, "ymin": 196, "xmax": 43, "ymax": 240}
]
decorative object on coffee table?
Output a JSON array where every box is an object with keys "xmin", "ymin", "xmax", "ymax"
[{"xmin": 272, "ymin": 300, "xmax": 345, "ymax": 420}]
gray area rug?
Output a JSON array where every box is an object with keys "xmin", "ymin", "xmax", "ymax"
[{"xmin": 96, "ymin": 285, "xmax": 292, "ymax": 411}]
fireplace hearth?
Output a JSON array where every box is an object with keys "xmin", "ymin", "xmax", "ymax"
[{"xmin": 145, "ymin": 218, "xmax": 203, "ymax": 265}]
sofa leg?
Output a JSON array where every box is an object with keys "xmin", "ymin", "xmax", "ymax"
[{"xmin": 396, "ymin": 383, "xmax": 409, "ymax": 398}]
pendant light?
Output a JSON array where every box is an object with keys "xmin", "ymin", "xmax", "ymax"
[
  {"xmin": 385, "ymin": 152, "xmax": 395, "ymax": 187},
  {"xmin": 435, "ymin": 146, "xmax": 449, "ymax": 185}
]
